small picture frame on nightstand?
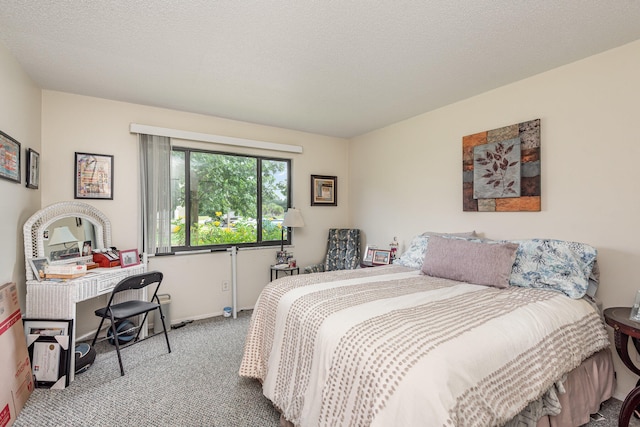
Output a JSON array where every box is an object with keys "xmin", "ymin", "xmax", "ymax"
[
  {"xmin": 630, "ymin": 290, "xmax": 640, "ymax": 321},
  {"xmin": 363, "ymin": 245, "xmax": 376, "ymax": 263},
  {"xmin": 372, "ymin": 249, "xmax": 392, "ymax": 265}
]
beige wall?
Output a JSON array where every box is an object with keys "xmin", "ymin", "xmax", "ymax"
[
  {"xmin": 40, "ymin": 91, "xmax": 350, "ymax": 337},
  {"xmin": 0, "ymin": 42, "xmax": 41, "ymax": 312},
  {"xmin": 349, "ymin": 39, "xmax": 640, "ymax": 399}
]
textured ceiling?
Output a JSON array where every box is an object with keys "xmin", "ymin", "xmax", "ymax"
[{"xmin": 1, "ymin": 1, "xmax": 640, "ymax": 138}]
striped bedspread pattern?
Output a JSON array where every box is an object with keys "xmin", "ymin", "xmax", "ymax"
[{"xmin": 239, "ymin": 265, "xmax": 610, "ymax": 427}]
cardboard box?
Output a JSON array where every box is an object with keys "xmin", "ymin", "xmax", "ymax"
[{"xmin": 0, "ymin": 282, "xmax": 34, "ymax": 427}]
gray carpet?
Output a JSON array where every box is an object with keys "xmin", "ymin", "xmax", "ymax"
[
  {"xmin": 14, "ymin": 310, "xmax": 280, "ymax": 427},
  {"xmin": 586, "ymin": 398, "xmax": 639, "ymax": 427},
  {"xmin": 12, "ymin": 309, "xmax": 633, "ymax": 426}
]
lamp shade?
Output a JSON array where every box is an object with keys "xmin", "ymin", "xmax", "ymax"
[
  {"xmin": 282, "ymin": 208, "xmax": 304, "ymax": 228},
  {"xmin": 48, "ymin": 226, "xmax": 78, "ymax": 246}
]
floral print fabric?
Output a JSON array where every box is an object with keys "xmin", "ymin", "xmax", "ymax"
[
  {"xmin": 304, "ymin": 229, "xmax": 360, "ymax": 273},
  {"xmin": 393, "ymin": 235, "xmax": 431, "ymax": 269},
  {"xmin": 395, "ymin": 233, "xmax": 597, "ymax": 299},
  {"xmin": 506, "ymin": 238, "xmax": 597, "ymax": 299}
]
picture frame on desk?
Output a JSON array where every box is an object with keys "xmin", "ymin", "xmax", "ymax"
[
  {"xmin": 81, "ymin": 240, "xmax": 92, "ymax": 256},
  {"xmin": 23, "ymin": 318, "xmax": 73, "ymax": 389},
  {"xmin": 28, "ymin": 257, "xmax": 50, "ymax": 281},
  {"xmin": 119, "ymin": 248, "xmax": 140, "ymax": 268}
]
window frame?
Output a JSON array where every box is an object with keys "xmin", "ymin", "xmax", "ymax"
[{"xmin": 170, "ymin": 146, "xmax": 292, "ymax": 253}]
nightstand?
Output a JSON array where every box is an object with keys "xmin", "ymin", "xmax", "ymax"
[
  {"xmin": 270, "ymin": 265, "xmax": 300, "ymax": 281},
  {"xmin": 603, "ymin": 307, "xmax": 640, "ymax": 426},
  {"xmin": 360, "ymin": 261, "xmax": 390, "ymax": 268}
]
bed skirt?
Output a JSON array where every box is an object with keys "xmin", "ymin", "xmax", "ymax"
[
  {"xmin": 277, "ymin": 348, "xmax": 615, "ymax": 427},
  {"xmin": 536, "ymin": 347, "xmax": 615, "ymax": 427}
]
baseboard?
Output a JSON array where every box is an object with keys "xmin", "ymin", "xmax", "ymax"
[
  {"xmin": 157, "ymin": 305, "xmax": 255, "ymax": 327},
  {"xmin": 75, "ymin": 306, "xmax": 256, "ymax": 342}
]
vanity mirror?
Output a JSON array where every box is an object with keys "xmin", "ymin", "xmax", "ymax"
[
  {"xmin": 24, "ymin": 202, "xmax": 146, "ymax": 383},
  {"xmin": 23, "ymin": 201, "xmax": 112, "ymax": 281}
]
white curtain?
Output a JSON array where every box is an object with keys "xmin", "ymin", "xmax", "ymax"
[{"xmin": 139, "ymin": 134, "xmax": 172, "ymax": 254}]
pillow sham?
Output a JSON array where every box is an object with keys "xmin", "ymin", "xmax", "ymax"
[
  {"xmin": 507, "ymin": 239, "xmax": 597, "ymax": 299},
  {"xmin": 421, "ymin": 236, "xmax": 518, "ymax": 288},
  {"xmin": 393, "ymin": 231, "xmax": 476, "ymax": 269}
]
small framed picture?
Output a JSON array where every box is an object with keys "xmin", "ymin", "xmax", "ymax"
[
  {"xmin": 81, "ymin": 240, "xmax": 93, "ymax": 256},
  {"xmin": 26, "ymin": 148, "xmax": 40, "ymax": 189},
  {"xmin": 23, "ymin": 318, "xmax": 73, "ymax": 389},
  {"xmin": 28, "ymin": 257, "xmax": 50, "ymax": 281},
  {"xmin": 24, "ymin": 318, "xmax": 73, "ymax": 337},
  {"xmin": 74, "ymin": 152, "xmax": 113, "ymax": 200},
  {"xmin": 0, "ymin": 130, "xmax": 21, "ymax": 184},
  {"xmin": 119, "ymin": 248, "xmax": 140, "ymax": 268},
  {"xmin": 310, "ymin": 175, "xmax": 337, "ymax": 206},
  {"xmin": 631, "ymin": 290, "xmax": 640, "ymax": 321},
  {"xmin": 372, "ymin": 249, "xmax": 392, "ymax": 265},
  {"xmin": 363, "ymin": 245, "xmax": 377, "ymax": 263}
]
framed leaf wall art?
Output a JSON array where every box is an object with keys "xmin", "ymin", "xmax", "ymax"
[{"xmin": 462, "ymin": 119, "xmax": 540, "ymax": 212}]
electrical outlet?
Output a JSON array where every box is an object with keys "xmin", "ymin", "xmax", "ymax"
[{"xmin": 222, "ymin": 280, "xmax": 230, "ymax": 292}]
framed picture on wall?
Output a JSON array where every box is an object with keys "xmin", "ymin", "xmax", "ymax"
[
  {"xmin": 310, "ymin": 175, "xmax": 337, "ymax": 206},
  {"xmin": 74, "ymin": 152, "xmax": 113, "ymax": 200},
  {"xmin": 26, "ymin": 148, "xmax": 40, "ymax": 189},
  {"xmin": 0, "ymin": 130, "xmax": 21, "ymax": 184}
]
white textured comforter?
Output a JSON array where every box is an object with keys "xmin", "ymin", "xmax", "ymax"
[{"xmin": 239, "ymin": 265, "xmax": 610, "ymax": 427}]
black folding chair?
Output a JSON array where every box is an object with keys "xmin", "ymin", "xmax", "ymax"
[{"xmin": 91, "ymin": 271, "xmax": 171, "ymax": 376}]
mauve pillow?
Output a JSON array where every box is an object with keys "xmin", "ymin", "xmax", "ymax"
[
  {"xmin": 421, "ymin": 236, "xmax": 519, "ymax": 288},
  {"xmin": 393, "ymin": 231, "xmax": 477, "ymax": 269}
]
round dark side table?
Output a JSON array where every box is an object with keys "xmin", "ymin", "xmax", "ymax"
[{"xmin": 603, "ymin": 307, "xmax": 640, "ymax": 426}]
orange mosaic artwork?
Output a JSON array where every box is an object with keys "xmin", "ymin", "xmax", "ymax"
[{"xmin": 462, "ymin": 119, "xmax": 540, "ymax": 212}]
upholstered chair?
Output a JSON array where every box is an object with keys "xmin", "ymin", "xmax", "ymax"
[{"xmin": 304, "ymin": 228, "xmax": 361, "ymax": 273}]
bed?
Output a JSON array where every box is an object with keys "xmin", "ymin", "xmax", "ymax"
[{"xmin": 239, "ymin": 234, "xmax": 615, "ymax": 426}]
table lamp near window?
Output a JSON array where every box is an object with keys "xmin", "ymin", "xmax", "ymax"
[{"xmin": 277, "ymin": 208, "xmax": 304, "ymax": 264}]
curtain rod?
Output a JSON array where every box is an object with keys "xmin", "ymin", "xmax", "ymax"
[{"xmin": 130, "ymin": 123, "xmax": 303, "ymax": 154}]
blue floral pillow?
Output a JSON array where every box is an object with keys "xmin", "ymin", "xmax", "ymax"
[
  {"xmin": 507, "ymin": 239, "xmax": 597, "ymax": 299},
  {"xmin": 393, "ymin": 231, "xmax": 476, "ymax": 269}
]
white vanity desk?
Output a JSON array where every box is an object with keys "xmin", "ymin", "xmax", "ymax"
[
  {"xmin": 23, "ymin": 201, "xmax": 146, "ymax": 382},
  {"xmin": 25, "ymin": 265, "xmax": 146, "ymax": 319}
]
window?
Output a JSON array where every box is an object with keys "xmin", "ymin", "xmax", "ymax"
[{"xmin": 170, "ymin": 147, "xmax": 290, "ymax": 251}]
